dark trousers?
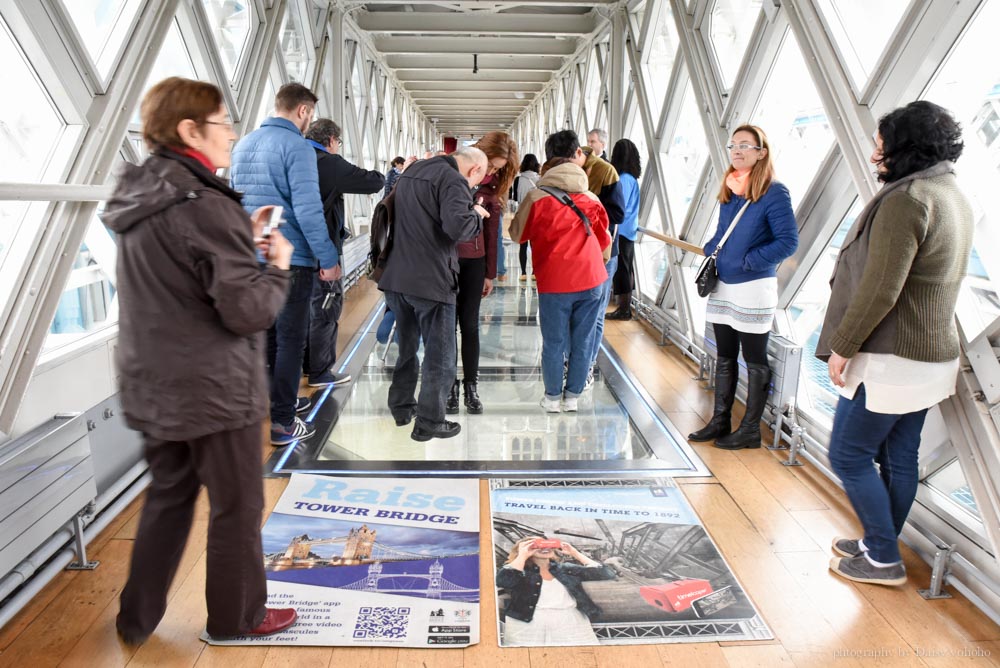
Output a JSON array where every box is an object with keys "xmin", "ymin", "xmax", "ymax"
[
  {"xmin": 305, "ymin": 275, "xmax": 344, "ymax": 381},
  {"xmin": 519, "ymin": 242, "xmax": 530, "ymax": 275},
  {"xmin": 456, "ymin": 256, "xmax": 486, "ymax": 381},
  {"xmin": 713, "ymin": 323, "xmax": 769, "ymax": 364},
  {"xmin": 613, "ymin": 237, "xmax": 636, "ymax": 295},
  {"xmin": 829, "ymin": 384, "xmax": 928, "ymax": 563},
  {"xmin": 117, "ymin": 423, "xmax": 267, "ymax": 639},
  {"xmin": 384, "ymin": 290, "xmax": 457, "ymax": 429},
  {"xmin": 267, "ymin": 266, "xmax": 314, "ymax": 426}
]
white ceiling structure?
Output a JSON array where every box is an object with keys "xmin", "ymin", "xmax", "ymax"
[{"xmin": 349, "ymin": 0, "xmax": 618, "ymax": 137}]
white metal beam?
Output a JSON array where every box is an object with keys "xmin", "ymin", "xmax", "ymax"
[
  {"xmin": 355, "ymin": 10, "xmax": 597, "ymax": 35},
  {"xmin": 372, "ymin": 36, "xmax": 579, "ymax": 55}
]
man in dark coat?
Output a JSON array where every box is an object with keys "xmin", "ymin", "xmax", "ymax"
[
  {"xmin": 303, "ymin": 119, "xmax": 384, "ymax": 386},
  {"xmin": 377, "ymin": 147, "xmax": 489, "ymax": 441}
]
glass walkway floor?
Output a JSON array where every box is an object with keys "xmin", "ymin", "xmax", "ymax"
[{"xmin": 266, "ymin": 276, "xmax": 708, "ymax": 478}]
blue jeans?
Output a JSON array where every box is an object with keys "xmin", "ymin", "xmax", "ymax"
[
  {"xmin": 538, "ymin": 287, "xmax": 603, "ymax": 398},
  {"xmin": 496, "ymin": 215, "xmax": 507, "ymax": 277},
  {"xmin": 589, "ymin": 255, "xmax": 617, "ymax": 367},
  {"xmin": 267, "ymin": 266, "xmax": 314, "ymax": 426},
  {"xmin": 383, "ymin": 290, "xmax": 457, "ymax": 429},
  {"xmin": 828, "ymin": 384, "xmax": 928, "ymax": 563}
]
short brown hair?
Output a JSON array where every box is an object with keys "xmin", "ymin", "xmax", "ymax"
[
  {"xmin": 275, "ymin": 83, "xmax": 318, "ymax": 113},
  {"xmin": 141, "ymin": 77, "xmax": 223, "ymax": 151}
]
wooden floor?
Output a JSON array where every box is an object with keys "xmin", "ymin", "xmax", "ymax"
[{"xmin": 2, "ymin": 280, "xmax": 999, "ymax": 667}]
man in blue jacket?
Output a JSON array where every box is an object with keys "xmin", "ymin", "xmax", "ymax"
[{"xmin": 231, "ymin": 83, "xmax": 340, "ymax": 446}]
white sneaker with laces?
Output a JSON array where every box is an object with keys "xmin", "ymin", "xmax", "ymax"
[
  {"xmin": 562, "ymin": 396, "xmax": 579, "ymax": 412},
  {"xmin": 583, "ymin": 369, "xmax": 595, "ymax": 392},
  {"xmin": 540, "ymin": 396, "xmax": 562, "ymax": 413}
]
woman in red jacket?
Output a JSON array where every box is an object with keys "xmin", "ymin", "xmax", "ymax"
[{"xmin": 448, "ymin": 131, "xmax": 518, "ymax": 415}]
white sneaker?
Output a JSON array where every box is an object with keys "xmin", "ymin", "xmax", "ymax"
[
  {"xmin": 562, "ymin": 396, "xmax": 579, "ymax": 412},
  {"xmin": 540, "ymin": 396, "xmax": 561, "ymax": 413}
]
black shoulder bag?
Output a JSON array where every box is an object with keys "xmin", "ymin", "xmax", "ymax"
[{"xmin": 537, "ymin": 185, "xmax": 593, "ymax": 236}]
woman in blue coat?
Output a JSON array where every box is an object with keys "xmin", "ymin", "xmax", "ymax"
[{"xmin": 688, "ymin": 125, "xmax": 798, "ymax": 450}]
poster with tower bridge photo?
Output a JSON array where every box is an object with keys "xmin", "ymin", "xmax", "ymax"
[
  {"xmin": 204, "ymin": 473, "xmax": 479, "ymax": 647},
  {"xmin": 490, "ymin": 479, "xmax": 772, "ymax": 647}
]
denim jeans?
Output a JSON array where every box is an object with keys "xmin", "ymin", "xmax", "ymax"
[
  {"xmin": 305, "ymin": 274, "xmax": 343, "ymax": 381},
  {"xmin": 267, "ymin": 266, "xmax": 314, "ymax": 426},
  {"xmin": 828, "ymin": 384, "xmax": 928, "ymax": 563},
  {"xmin": 383, "ymin": 290, "xmax": 457, "ymax": 429},
  {"xmin": 538, "ymin": 286, "xmax": 603, "ymax": 398},
  {"xmin": 589, "ymin": 255, "xmax": 618, "ymax": 367},
  {"xmin": 496, "ymin": 215, "xmax": 507, "ymax": 276}
]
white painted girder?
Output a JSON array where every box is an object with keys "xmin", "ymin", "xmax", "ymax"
[
  {"xmin": 355, "ymin": 10, "xmax": 597, "ymax": 35},
  {"xmin": 372, "ymin": 36, "xmax": 579, "ymax": 55}
]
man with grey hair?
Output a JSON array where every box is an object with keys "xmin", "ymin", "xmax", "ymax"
[
  {"xmin": 302, "ymin": 118, "xmax": 384, "ymax": 389},
  {"xmin": 378, "ymin": 146, "xmax": 490, "ymax": 441},
  {"xmin": 588, "ymin": 128, "xmax": 609, "ymax": 160}
]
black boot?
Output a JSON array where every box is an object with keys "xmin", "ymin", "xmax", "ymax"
[
  {"xmin": 715, "ymin": 363, "xmax": 771, "ymax": 450},
  {"xmin": 463, "ymin": 380, "xmax": 483, "ymax": 414},
  {"xmin": 606, "ymin": 293, "xmax": 632, "ymax": 320},
  {"xmin": 688, "ymin": 357, "xmax": 738, "ymax": 442},
  {"xmin": 446, "ymin": 379, "xmax": 460, "ymax": 415}
]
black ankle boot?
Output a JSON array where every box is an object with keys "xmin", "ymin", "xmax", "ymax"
[
  {"xmin": 715, "ymin": 363, "xmax": 771, "ymax": 450},
  {"xmin": 463, "ymin": 380, "xmax": 483, "ymax": 414},
  {"xmin": 446, "ymin": 380, "xmax": 460, "ymax": 415},
  {"xmin": 689, "ymin": 357, "xmax": 738, "ymax": 442}
]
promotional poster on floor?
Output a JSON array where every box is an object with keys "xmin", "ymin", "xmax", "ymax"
[
  {"xmin": 489, "ymin": 479, "xmax": 772, "ymax": 647},
  {"xmin": 206, "ymin": 474, "xmax": 480, "ymax": 647}
]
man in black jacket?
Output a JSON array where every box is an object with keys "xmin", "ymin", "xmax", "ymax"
[
  {"xmin": 378, "ymin": 147, "xmax": 489, "ymax": 441},
  {"xmin": 304, "ymin": 119, "xmax": 384, "ymax": 386}
]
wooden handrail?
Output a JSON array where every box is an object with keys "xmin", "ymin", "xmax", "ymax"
[{"xmin": 637, "ymin": 227, "xmax": 705, "ymax": 256}]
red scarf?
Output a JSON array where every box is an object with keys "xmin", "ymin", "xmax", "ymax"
[{"xmin": 170, "ymin": 146, "xmax": 215, "ymax": 171}]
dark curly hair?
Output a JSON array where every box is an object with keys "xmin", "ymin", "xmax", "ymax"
[
  {"xmin": 610, "ymin": 138, "xmax": 642, "ymax": 179},
  {"xmin": 520, "ymin": 153, "xmax": 540, "ymax": 173},
  {"xmin": 877, "ymin": 101, "xmax": 964, "ymax": 183}
]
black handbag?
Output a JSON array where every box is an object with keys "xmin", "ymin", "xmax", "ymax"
[{"xmin": 694, "ymin": 200, "xmax": 751, "ymax": 298}]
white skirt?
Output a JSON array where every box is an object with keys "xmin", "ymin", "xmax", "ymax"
[
  {"xmin": 503, "ymin": 607, "xmax": 599, "ymax": 646},
  {"xmin": 706, "ymin": 277, "xmax": 777, "ymax": 334}
]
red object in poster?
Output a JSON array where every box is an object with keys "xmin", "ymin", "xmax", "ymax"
[{"xmin": 639, "ymin": 579, "xmax": 713, "ymax": 613}]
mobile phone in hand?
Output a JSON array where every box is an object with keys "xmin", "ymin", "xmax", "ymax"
[{"xmin": 261, "ymin": 205, "xmax": 284, "ymax": 238}]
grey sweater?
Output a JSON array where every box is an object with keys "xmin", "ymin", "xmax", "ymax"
[{"xmin": 816, "ymin": 162, "xmax": 973, "ymax": 363}]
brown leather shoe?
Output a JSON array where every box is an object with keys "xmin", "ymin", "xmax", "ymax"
[{"xmin": 248, "ymin": 608, "xmax": 298, "ymax": 637}]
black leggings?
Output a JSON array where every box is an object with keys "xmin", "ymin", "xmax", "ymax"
[
  {"xmin": 713, "ymin": 323, "xmax": 769, "ymax": 365},
  {"xmin": 519, "ymin": 242, "xmax": 530, "ymax": 275},
  {"xmin": 613, "ymin": 237, "xmax": 635, "ymax": 295},
  {"xmin": 456, "ymin": 256, "xmax": 486, "ymax": 381}
]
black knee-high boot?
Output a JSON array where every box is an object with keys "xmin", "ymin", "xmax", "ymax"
[
  {"xmin": 714, "ymin": 363, "xmax": 771, "ymax": 450},
  {"xmin": 688, "ymin": 357, "xmax": 738, "ymax": 442}
]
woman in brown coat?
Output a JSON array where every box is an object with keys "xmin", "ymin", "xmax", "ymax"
[{"xmin": 102, "ymin": 77, "xmax": 297, "ymax": 643}]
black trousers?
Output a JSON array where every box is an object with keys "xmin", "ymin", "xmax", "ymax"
[
  {"xmin": 613, "ymin": 237, "xmax": 636, "ymax": 295},
  {"xmin": 304, "ymin": 275, "xmax": 344, "ymax": 381},
  {"xmin": 519, "ymin": 242, "xmax": 530, "ymax": 276},
  {"xmin": 456, "ymin": 256, "xmax": 486, "ymax": 381},
  {"xmin": 117, "ymin": 423, "xmax": 267, "ymax": 639},
  {"xmin": 713, "ymin": 322, "xmax": 769, "ymax": 365}
]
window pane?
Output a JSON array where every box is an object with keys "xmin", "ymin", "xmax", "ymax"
[
  {"xmin": 788, "ymin": 200, "xmax": 862, "ymax": 423},
  {"xmin": 750, "ymin": 29, "xmax": 835, "ymax": 210},
  {"xmin": 60, "ymin": 0, "xmax": 143, "ymax": 78},
  {"xmin": 926, "ymin": 459, "xmax": 982, "ymax": 520},
  {"xmin": 813, "ymin": 0, "xmax": 912, "ymax": 92},
  {"xmin": 351, "ymin": 56, "xmax": 365, "ymax": 120},
  {"xmin": 643, "ymin": 0, "xmax": 678, "ymax": 124},
  {"xmin": 922, "ymin": 0, "xmax": 1000, "ymax": 346},
  {"xmin": 201, "ymin": 0, "xmax": 252, "ymax": 81},
  {"xmin": 131, "ymin": 20, "xmax": 197, "ymax": 125},
  {"xmin": 708, "ymin": 0, "xmax": 762, "ymax": 90},
  {"xmin": 664, "ymin": 79, "xmax": 708, "ymax": 227},
  {"xmin": 585, "ymin": 51, "xmax": 602, "ymax": 129},
  {"xmin": 281, "ymin": 6, "xmax": 309, "ymax": 83},
  {"xmin": 636, "ymin": 198, "xmax": 669, "ymax": 301}
]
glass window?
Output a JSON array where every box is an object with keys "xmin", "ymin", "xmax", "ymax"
[
  {"xmin": 256, "ymin": 74, "xmax": 277, "ymax": 127},
  {"xmin": 926, "ymin": 459, "xmax": 982, "ymax": 520},
  {"xmin": 351, "ymin": 55, "xmax": 365, "ymax": 120},
  {"xmin": 584, "ymin": 52, "xmax": 602, "ymax": 128},
  {"xmin": 708, "ymin": 0, "xmax": 762, "ymax": 91},
  {"xmin": 813, "ymin": 0, "xmax": 912, "ymax": 93},
  {"xmin": 643, "ymin": 0, "xmax": 678, "ymax": 124},
  {"xmin": 922, "ymin": 0, "xmax": 1000, "ymax": 346},
  {"xmin": 750, "ymin": 29, "xmax": 835, "ymax": 211},
  {"xmin": 787, "ymin": 200, "xmax": 861, "ymax": 423},
  {"xmin": 43, "ymin": 218, "xmax": 118, "ymax": 354},
  {"xmin": 280, "ymin": 6, "xmax": 309, "ymax": 83},
  {"xmin": 664, "ymin": 79, "xmax": 708, "ymax": 228},
  {"xmin": 636, "ymin": 197, "xmax": 669, "ymax": 301},
  {"xmin": 131, "ymin": 20, "xmax": 197, "ymax": 126},
  {"xmin": 201, "ymin": 0, "xmax": 252, "ymax": 81},
  {"xmin": 60, "ymin": 0, "xmax": 143, "ymax": 79}
]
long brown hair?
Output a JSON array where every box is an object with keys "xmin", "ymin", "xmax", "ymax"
[
  {"xmin": 717, "ymin": 124, "xmax": 774, "ymax": 203},
  {"xmin": 473, "ymin": 131, "xmax": 519, "ymax": 206}
]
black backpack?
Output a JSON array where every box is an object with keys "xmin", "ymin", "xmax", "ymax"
[{"xmin": 368, "ymin": 189, "xmax": 396, "ymax": 281}]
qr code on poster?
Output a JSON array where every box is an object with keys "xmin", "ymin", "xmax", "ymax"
[{"xmin": 353, "ymin": 606, "xmax": 410, "ymax": 639}]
